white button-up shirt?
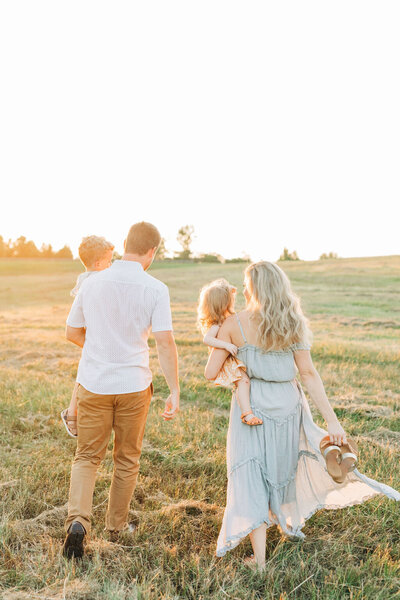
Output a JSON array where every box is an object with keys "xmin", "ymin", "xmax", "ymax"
[{"xmin": 66, "ymin": 260, "xmax": 173, "ymax": 394}]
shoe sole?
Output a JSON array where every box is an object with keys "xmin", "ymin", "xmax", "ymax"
[
  {"xmin": 60, "ymin": 409, "xmax": 78, "ymax": 438},
  {"xmin": 63, "ymin": 530, "xmax": 85, "ymax": 559}
]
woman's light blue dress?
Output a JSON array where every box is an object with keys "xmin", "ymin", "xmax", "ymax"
[{"xmin": 216, "ymin": 317, "xmax": 400, "ymax": 557}]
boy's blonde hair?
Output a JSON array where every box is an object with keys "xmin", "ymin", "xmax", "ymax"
[
  {"xmin": 197, "ymin": 278, "xmax": 236, "ymax": 334},
  {"xmin": 78, "ymin": 236, "xmax": 114, "ymax": 268},
  {"xmin": 244, "ymin": 261, "xmax": 311, "ymax": 351}
]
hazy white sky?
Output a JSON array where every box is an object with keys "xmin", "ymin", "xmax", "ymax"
[{"xmin": 1, "ymin": 1, "xmax": 399, "ymax": 260}]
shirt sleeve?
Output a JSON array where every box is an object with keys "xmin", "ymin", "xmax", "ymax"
[
  {"xmin": 151, "ymin": 286, "xmax": 173, "ymax": 332},
  {"xmin": 66, "ymin": 290, "xmax": 86, "ymax": 328}
]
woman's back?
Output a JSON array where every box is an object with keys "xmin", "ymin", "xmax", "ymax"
[{"xmin": 229, "ymin": 311, "xmax": 305, "ymax": 383}]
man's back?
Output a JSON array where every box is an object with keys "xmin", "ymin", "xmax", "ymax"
[{"xmin": 67, "ymin": 260, "xmax": 172, "ymax": 394}]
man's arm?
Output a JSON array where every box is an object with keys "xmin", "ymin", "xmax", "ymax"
[
  {"xmin": 66, "ymin": 325, "xmax": 86, "ymax": 348},
  {"xmin": 153, "ymin": 330, "xmax": 179, "ymax": 420}
]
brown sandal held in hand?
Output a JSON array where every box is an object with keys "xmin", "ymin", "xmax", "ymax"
[
  {"xmin": 61, "ymin": 409, "xmax": 78, "ymax": 438},
  {"xmin": 338, "ymin": 438, "xmax": 358, "ymax": 478},
  {"xmin": 319, "ymin": 435, "xmax": 344, "ymax": 483},
  {"xmin": 241, "ymin": 411, "xmax": 263, "ymax": 426}
]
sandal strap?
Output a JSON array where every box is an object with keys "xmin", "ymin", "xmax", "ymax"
[
  {"xmin": 341, "ymin": 452, "xmax": 357, "ymax": 462},
  {"xmin": 241, "ymin": 411, "xmax": 252, "ymax": 419},
  {"xmin": 67, "ymin": 416, "xmax": 77, "ymax": 421},
  {"xmin": 323, "ymin": 445, "xmax": 341, "ymax": 458}
]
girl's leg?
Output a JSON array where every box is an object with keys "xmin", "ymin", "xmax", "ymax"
[
  {"xmin": 236, "ymin": 372, "xmax": 262, "ymax": 425},
  {"xmin": 248, "ymin": 522, "xmax": 267, "ymax": 570}
]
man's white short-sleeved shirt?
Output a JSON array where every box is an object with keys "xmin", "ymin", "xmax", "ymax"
[{"xmin": 66, "ymin": 260, "xmax": 173, "ymax": 394}]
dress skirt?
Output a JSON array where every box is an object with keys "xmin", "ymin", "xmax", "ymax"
[{"xmin": 216, "ymin": 378, "xmax": 400, "ymax": 557}]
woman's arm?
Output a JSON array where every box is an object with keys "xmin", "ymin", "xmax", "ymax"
[
  {"xmin": 294, "ymin": 350, "xmax": 347, "ymax": 445},
  {"xmin": 203, "ymin": 324, "xmax": 238, "ymax": 355},
  {"xmin": 204, "ymin": 320, "xmax": 232, "ymax": 380}
]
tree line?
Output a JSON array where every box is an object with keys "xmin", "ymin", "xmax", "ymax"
[
  {"xmin": 161, "ymin": 226, "xmax": 339, "ymax": 262},
  {"xmin": 156, "ymin": 225, "xmax": 250, "ymax": 263},
  {"xmin": 0, "ymin": 236, "xmax": 73, "ymax": 258},
  {"xmin": 0, "ymin": 228, "xmax": 339, "ymax": 262}
]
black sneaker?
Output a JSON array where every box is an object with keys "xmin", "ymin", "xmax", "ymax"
[{"xmin": 63, "ymin": 521, "xmax": 86, "ymax": 559}]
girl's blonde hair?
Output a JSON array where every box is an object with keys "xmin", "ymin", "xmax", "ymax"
[
  {"xmin": 197, "ymin": 278, "xmax": 236, "ymax": 334},
  {"xmin": 244, "ymin": 261, "xmax": 311, "ymax": 350}
]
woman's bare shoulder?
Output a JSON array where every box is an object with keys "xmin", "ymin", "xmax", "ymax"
[{"xmin": 218, "ymin": 314, "xmax": 236, "ymax": 334}]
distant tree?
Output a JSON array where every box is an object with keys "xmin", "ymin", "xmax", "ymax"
[
  {"xmin": 175, "ymin": 225, "xmax": 194, "ymax": 259},
  {"xmin": 156, "ymin": 238, "xmax": 168, "ymax": 261},
  {"xmin": 40, "ymin": 243, "xmax": 54, "ymax": 258},
  {"xmin": 320, "ymin": 251, "xmax": 339, "ymax": 260},
  {"xmin": 225, "ymin": 257, "xmax": 250, "ymax": 263},
  {"xmin": 195, "ymin": 253, "xmax": 224, "ymax": 263},
  {"xmin": 279, "ymin": 247, "xmax": 299, "ymax": 261},
  {"xmin": 55, "ymin": 245, "xmax": 73, "ymax": 259},
  {"xmin": 0, "ymin": 236, "xmax": 12, "ymax": 257},
  {"xmin": 13, "ymin": 236, "xmax": 41, "ymax": 258},
  {"xmin": 113, "ymin": 250, "xmax": 122, "ymax": 261}
]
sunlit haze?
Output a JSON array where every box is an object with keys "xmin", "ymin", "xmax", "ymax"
[{"xmin": 1, "ymin": 2, "xmax": 399, "ymax": 260}]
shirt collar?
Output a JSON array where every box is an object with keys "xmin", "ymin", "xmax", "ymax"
[{"xmin": 112, "ymin": 260, "xmax": 144, "ymax": 271}]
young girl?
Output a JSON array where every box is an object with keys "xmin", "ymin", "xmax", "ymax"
[
  {"xmin": 197, "ymin": 278, "xmax": 262, "ymax": 426},
  {"xmin": 61, "ymin": 235, "xmax": 114, "ymax": 437}
]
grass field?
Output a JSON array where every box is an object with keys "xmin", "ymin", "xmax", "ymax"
[{"xmin": 0, "ymin": 256, "xmax": 399, "ymax": 600}]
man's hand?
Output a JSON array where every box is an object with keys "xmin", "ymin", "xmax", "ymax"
[
  {"xmin": 153, "ymin": 330, "xmax": 180, "ymax": 421},
  {"xmin": 161, "ymin": 389, "xmax": 180, "ymax": 421}
]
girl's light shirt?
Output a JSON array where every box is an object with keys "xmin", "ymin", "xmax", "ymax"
[{"xmin": 70, "ymin": 271, "xmax": 95, "ymax": 297}]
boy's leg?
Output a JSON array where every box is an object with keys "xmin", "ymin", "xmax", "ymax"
[
  {"xmin": 68, "ymin": 381, "xmax": 80, "ymax": 415},
  {"xmin": 105, "ymin": 384, "xmax": 153, "ymax": 531},
  {"xmin": 65, "ymin": 385, "xmax": 114, "ymax": 534}
]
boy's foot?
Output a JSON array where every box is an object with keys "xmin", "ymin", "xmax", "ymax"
[
  {"xmin": 61, "ymin": 409, "xmax": 78, "ymax": 438},
  {"xmin": 63, "ymin": 521, "xmax": 86, "ymax": 559},
  {"xmin": 241, "ymin": 411, "xmax": 263, "ymax": 426}
]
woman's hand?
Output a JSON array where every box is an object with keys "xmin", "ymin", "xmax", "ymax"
[{"xmin": 327, "ymin": 421, "xmax": 347, "ymax": 446}]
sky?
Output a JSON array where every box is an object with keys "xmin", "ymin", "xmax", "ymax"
[{"xmin": 1, "ymin": 1, "xmax": 399, "ymax": 261}]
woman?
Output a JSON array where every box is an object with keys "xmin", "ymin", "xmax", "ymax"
[{"xmin": 205, "ymin": 261, "xmax": 400, "ymax": 570}]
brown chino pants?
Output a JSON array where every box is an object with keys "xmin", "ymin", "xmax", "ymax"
[{"xmin": 65, "ymin": 383, "xmax": 153, "ymax": 534}]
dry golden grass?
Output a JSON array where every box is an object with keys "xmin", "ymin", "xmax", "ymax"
[{"xmin": 0, "ymin": 256, "xmax": 399, "ymax": 599}]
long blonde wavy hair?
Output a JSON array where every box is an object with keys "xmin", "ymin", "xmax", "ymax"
[
  {"xmin": 244, "ymin": 261, "xmax": 311, "ymax": 350},
  {"xmin": 197, "ymin": 278, "xmax": 236, "ymax": 334}
]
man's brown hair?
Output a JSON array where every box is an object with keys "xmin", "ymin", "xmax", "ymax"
[{"xmin": 125, "ymin": 222, "xmax": 161, "ymax": 255}]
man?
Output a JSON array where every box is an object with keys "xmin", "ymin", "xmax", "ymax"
[{"xmin": 62, "ymin": 222, "xmax": 179, "ymax": 559}]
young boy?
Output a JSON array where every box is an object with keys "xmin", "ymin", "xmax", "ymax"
[{"xmin": 61, "ymin": 235, "xmax": 114, "ymax": 437}]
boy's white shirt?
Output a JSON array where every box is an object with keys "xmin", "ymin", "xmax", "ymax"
[{"xmin": 70, "ymin": 271, "xmax": 95, "ymax": 297}]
